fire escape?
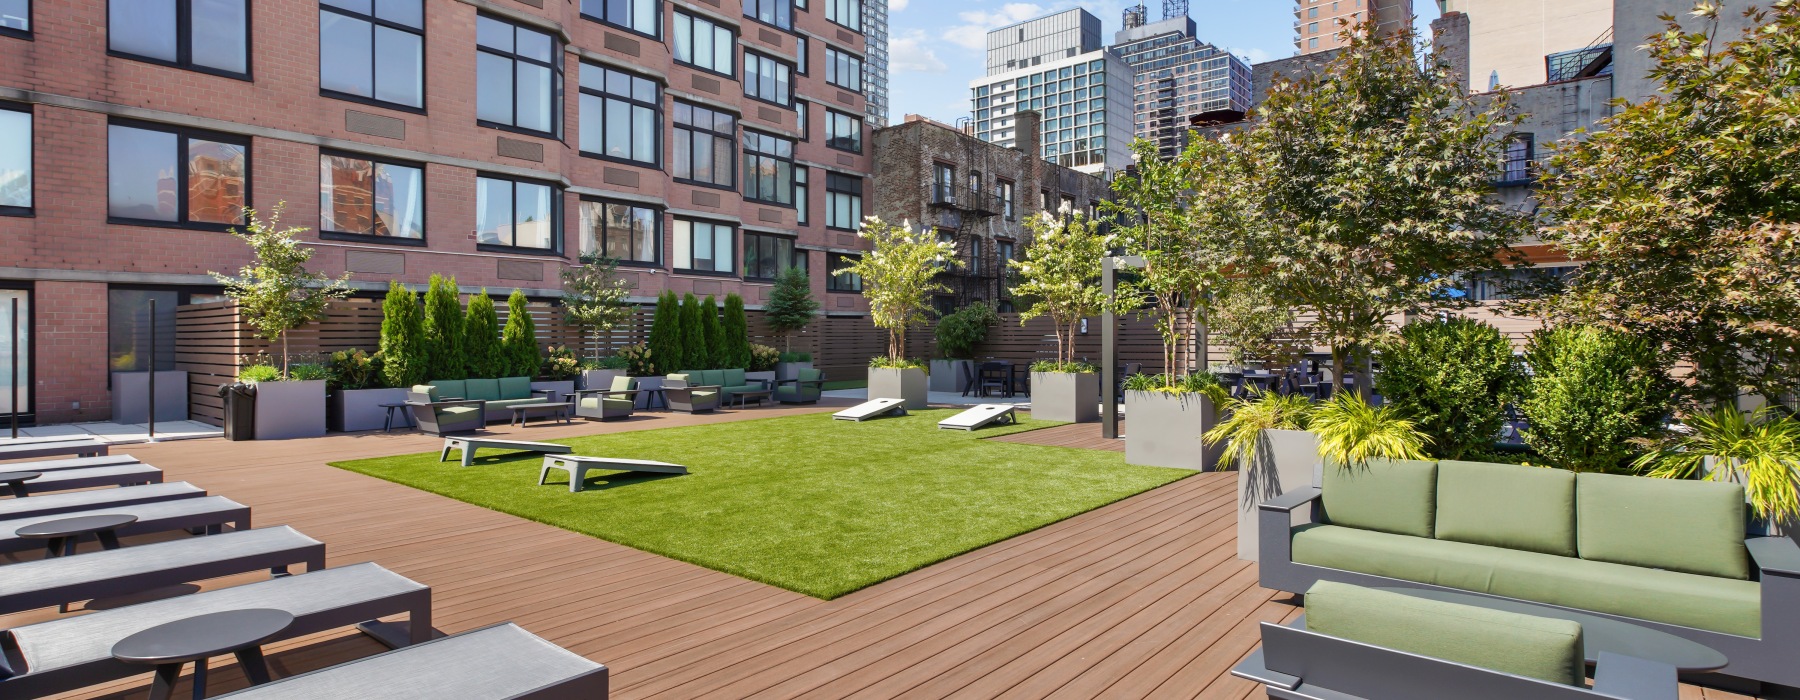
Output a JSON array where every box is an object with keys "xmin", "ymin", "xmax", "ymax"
[{"xmin": 928, "ymin": 178, "xmax": 1003, "ymax": 312}]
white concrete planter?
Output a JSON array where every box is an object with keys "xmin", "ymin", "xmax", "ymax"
[
  {"xmin": 1030, "ymin": 371, "xmax": 1098, "ymax": 423},
  {"xmin": 928, "ymin": 359, "xmax": 975, "ymax": 393},
  {"xmin": 868, "ymin": 367, "xmax": 928, "ymax": 409},
  {"xmin": 629, "ymin": 376, "xmax": 665, "ymax": 409},
  {"xmin": 1124, "ymin": 390, "xmax": 1223, "ymax": 471},
  {"xmin": 776, "ymin": 361, "xmax": 814, "ymax": 381},
  {"xmin": 251, "ymin": 379, "xmax": 327, "ymax": 440},
  {"xmin": 531, "ymin": 380, "xmax": 577, "ymax": 403},
  {"xmin": 1236, "ymin": 428, "xmax": 1322, "ymax": 561},
  {"xmin": 111, "ymin": 370, "xmax": 189, "ymax": 424},
  {"xmin": 580, "ymin": 369, "xmax": 624, "ymax": 391},
  {"xmin": 329, "ymin": 387, "xmax": 411, "ymax": 432}
]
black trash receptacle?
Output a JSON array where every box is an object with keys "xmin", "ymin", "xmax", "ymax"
[{"xmin": 218, "ymin": 382, "xmax": 257, "ymax": 441}]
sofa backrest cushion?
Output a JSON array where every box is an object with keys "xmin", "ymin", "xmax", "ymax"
[
  {"xmin": 1576, "ymin": 472, "xmax": 1750, "ymax": 580},
  {"xmin": 1303, "ymin": 581, "xmax": 1584, "ymax": 687},
  {"xmin": 464, "ymin": 378, "xmax": 501, "ymax": 402},
  {"xmin": 1322, "ymin": 458, "xmax": 1438, "ymax": 538},
  {"xmin": 1435, "ymin": 460, "xmax": 1577, "ymax": 557},
  {"xmin": 428, "ymin": 380, "xmax": 465, "ymax": 400},
  {"xmin": 723, "ymin": 368, "xmax": 746, "ymax": 386},
  {"xmin": 498, "ymin": 376, "xmax": 533, "ymax": 400},
  {"xmin": 665, "ymin": 373, "xmax": 690, "ymax": 388},
  {"xmin": 610, "ymin": 375, "xmax": 635, "ymax": 392},
  {"xmin": 412, "ymin": 385, "xmax": 439, "ymax": 401},
  {"xmin": 799, "ymin": 368, "xmax": 823, "ymax": 382},
  {"xmin": 701, "ymin": 369, "xmax": 725, "ymax": 386}
]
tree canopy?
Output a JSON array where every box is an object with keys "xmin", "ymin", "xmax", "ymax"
[
  {"xmin": 836, "ymin": 217, "xmax": 958, "ymax": 361},
  {"xmin": 209, "ymin": 203, "xmax": 352, "ymax": 374},
  {"xmin": 560, "ymin": 253, "xmax": 635, "ymax": 363}
]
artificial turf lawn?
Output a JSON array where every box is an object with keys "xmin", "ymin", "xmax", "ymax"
[{"xmin": 330, "ymin": 409, "xmax": 1191, "ymax": 599}]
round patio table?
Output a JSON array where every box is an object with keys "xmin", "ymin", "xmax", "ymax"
[
  {"xmin": 0, "ymin": 470, "xmax": 42, "ymax": 498},
  {"xmin": 113, "ymin": 608, "xmax": 294, "ymax": 700},
  {"xmin": 16, "ymin": 513, "xmax": 138, "ymax": 557}
]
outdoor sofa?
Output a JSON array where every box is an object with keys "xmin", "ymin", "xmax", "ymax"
[
  {"xmin": 570, "ymin": 376, "xmax": 636, "ymax": 421},
  {"xmin": 677, "ymin": 369, "xmax": 770, "ymax": 405},
  {"xmin": 773, "ymin": 368, "xmax": 826, "ymax": 404},
  {"xmin": 662, "ymin": 374, "xmax": 722, "ymax": 413},
  {"xmin": 1258, "ymin": 457, "xmax": 1800, "ymax": 687},
  {"xmin": 412, "ymin": 378, "xmax": 553, "ymax": 424}
]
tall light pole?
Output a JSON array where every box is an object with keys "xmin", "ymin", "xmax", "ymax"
[{"xmin": 1102, "ymin": 255, "xmax": 1145, "ymax": 440}]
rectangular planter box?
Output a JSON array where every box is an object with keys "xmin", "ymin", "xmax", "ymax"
[
  {"xmin": 928, "ymin": 360, "xmax": 974, "ymax": 393},
  {"xmin": 1236, "ymin": 428, "xmax": 1321, "ymax": 561},
  {"xmin": 629, "ymin": 376, "xmax": 665, "ymax": 409},
  {"xmin": 329, "ymin": 387, "xmax": 412, "ymax": 432},
  {"xmin": 1030, "ymin": 371, "xmax": 1099, "ymax": 423},
  {"xmin": 111, "ymin": 370, "xmax": 188, "ymax": 424},
  {"xmin": 1124, "ymin": 390, "xmax": 1224, "ymax": 471},
  {"xmin": 776, "ymin": 361, "xmax": 813, "ymax": 382},
  {"xmin": 580, "ymin": 369, "xmax": 624, "ymax": 391},
  {"xmin": 530, "ymin": 380, "xmax": 577, "ymax": 404},
  {"xmin": 868, "ymin": 367, "xmax": 928, "ymax": 409},
  {"xmin": 252, "ymin": 379, "xmax": 327, "ymax": 440}
]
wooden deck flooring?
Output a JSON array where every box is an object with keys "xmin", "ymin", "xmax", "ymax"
[
  {"xmin": 986, "ymin": 421, "xmax": 1127, "ymax": 452},
  {"xmin": 2, "ymin": 403, "xmax": 1759, "ymax": 699}
]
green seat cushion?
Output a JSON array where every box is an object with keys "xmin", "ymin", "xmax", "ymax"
[
  {"xmin": 1577, "ymin": 472, "xmax": 1750, "ymax": 579},
  {"xmin": 579, "ymin": 397, "xmax": 602, "ymax": 409},
  {"xmin": 1435, "ymin": 460, "xmax": 1576, "ymax": 556},
  {"xmin": 1322, "ymin": 458, "xmax": 1438, "ymax": 538},
  {"xmin": 798, "ymin": 368, "xmax": 823, "ymax": 381},
  {"xmin": 610, "ymin": 376, "xmax": 635, "ymax": 392},
  {"xmin": 1292, "ymin": 524, "xmax": 1762, "ymax": 637},
  {"xmin": 723, "ymin": 368, "xmax": 746, "ymax": 386},
  {"xmin": 602, "ymin": 397, "xmax": 632, "ymax": 408},
  {"xmin": 464, "ymin": 379, "xmax": 501, "ymax": 402},
  {"xmin": 429, "ymin": 380, "xmax": 466, "ymax": 399},
  {"xmin": 1304, "ymin": 581, "xmax": 1585, "ymax": 686},
  {"xmin": 498, "ymin": 376, "xmax": 533, "ymax": 400},
  {"xmin": 440, "ymin": 406, "xmax": 481, "ymax": 417},
  {"xmin": 486, "ymin": 398, "xmax": 540, "ymax": 411},
  {"xmin": 691, "ymin": 390, "xmax": 718, "ymax": 399},
  {"xmin": 412, "ymin": 385, "xmax": 439, "ymax": 401}
]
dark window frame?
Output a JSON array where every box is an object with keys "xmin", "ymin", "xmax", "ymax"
[
  {"xmin": 672, "ymin": 99, "xmax": 738, "ymax": 190},
  {"xmin": 316, "ymin": 148, "xmax": 428, "ymax": 247},
  {"xmin": 474, "ymin": 172, "xmax": 565, "ymax": 257},
  {"xmin": 824, "ymin": 108, "xmax": 863, "ymax": 153},
  {"xmin": 671, "ymin": 215, "xmax": 738, "ymax": 276},
  {"xmin": 742, "ymin": 50, "xmax": 795, "ymax": 108},
  {"xmin": 105, "ymin": 117, "xmax": 252, "ymax": 232},
  {"xmin": 577, "ymin": 61, "xmax": 664, "ymax": 169},
  {"xmin": 579, "ymin": 0, "xmax": 662, "ymax": 40},
  {"xmin": 1499, "ymin": 132, "xmax": 1536, "ymax": 186},
  {"xmin": 318, "ymin": 0, "xmax": 427, "ymax": 114},
  {"xmin": 742, "ymin": 230, "xmax": 804, "ymax": 280},
  {"xmin": 579, "ymin": 197, "xmax": 664, "ymax": 267},
  {"xmin": 824, "ymin": 46, "xmax": 863, "ymax": 93},
  {"xmin": 741, "ymin": 129, "xmax": 796, "ymax": 207},
  {"xmin": 795, "ymin": 99, "xmax": 810, "ymax": 140},
  {"xmin": 794, "ymin": 36, "xmax": 808, "ymax": 75},
  {"xmin": 671, "ymin": 10, "xmax": 737, "ymax": 79},
  {"xmin": 794, "ymin": 165, "xmax": 809, "ymax": 225},
  {"xmin": 824, "ymin": 0, "xmax": 861, "ymax": 33},
  {"xmin": 0, "ymin": 0, "xmax": 29, "ymax": 40},
  {"xmin": 106, "ymin": 0, "xmax": 253, "ymax": 81},
  {"xmin": 824, "ymin": 171, "xmax": 863, "ymax": 231},
  {"xmin": 742, "ymin": 0, "xmax": 793, "ymax": 32},
  {"xmin": 996, "ymin": 178, "xmax": 1015, "ymax": 220},
  {"xmin": 826, "ymin": 252, "xmax": 862, "ymax": 292},
  {"xmin": 474, "ymin": 13, "xmax": 564, "ymax": 139},
  {"xmin": 0, "ymin": 101, "xmax": 32, "ymax": 217}
]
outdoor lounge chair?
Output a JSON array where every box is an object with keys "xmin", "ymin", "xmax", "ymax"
[
  {"xmin": 662, "ymin": 375, "xmax": 721, "ymax": 413},
  {"xmin": 0, "ymin": 464, "xmax": 163, "ymax": 497},
  {"xmin": 213, "ymin": 622, "xmax": 606, "ymax": 699},
  {"xmin": 0, "ymin": 438, "xmax": 109, "ymax": 462},
  {"xmin": 0, "ymin": 496, "xmax": 251, "ymax": 554},
  {"xmin": 0, "ymin": 482, "xmax": 206, "ymax": 522},
  {"xmin": 1, "ymin": 454, "xmax": 141, "ymax": 473},
  {"xmin": 571, "ymin": 376, "xmax": 637, "ymax": 421},
  {"xmin": 407, "ymin": 387, "xmax": 486, "ymax": 436},
  {"xmin": 773, "ymin": 368, "xmax": 825, "ymax": 404},
  {"xmin": 0, "ymin": 525, "xmax": 325, "ymax": 615},
  {"xmin": 679, "ymin": 369, "xmax": 771, "ymax": 406},
  {"xmin": 0, "ymin": 562, "xmax": 432, "ymax": 698}
]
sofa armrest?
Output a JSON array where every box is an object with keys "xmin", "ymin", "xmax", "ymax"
[
  {"xmin": 1260, "ymin": 487, "xmax": 1322, "ymax": 513},
  {"xmin": 571, "ymin": 388, "xmax": 639, "ymax": 399},
  {"xmin": 1748, "ymin": 536, "xmax": 1800, "ymax": 578},
  {"xmin": 1592, "ymin": 652, "xmax": 1677, "ymax": 700}
]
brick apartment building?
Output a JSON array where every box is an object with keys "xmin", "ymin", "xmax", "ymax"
[{"xmin": 0, "ymin": 0, "xmax": 878, "ymax": 425}]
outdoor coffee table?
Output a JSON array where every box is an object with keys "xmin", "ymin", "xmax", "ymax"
[
  {"xmin": 539, "ymin": 454, "xmax": 690, "ymax": 492},
  {"xmin": 0, "ymin": 470, "xmax": 42, "ymax": 498},
  {"xmin": 112, "ymin": 607, "xmax": 294, "ymax": 700},
  {"xmin": 507, "ymin": 402, "xmax": 573, "ymax": 427},
  {"xmin": 16, "ymin": 512, "xmax": 139, "ymax": 557},
  {"xmin": 1374, "ymin": 587, "xmax": 1729, "ymax": 672},
  {"xmin": 732, "ymin": 388, "xmax": 774, "ymax": 408}
]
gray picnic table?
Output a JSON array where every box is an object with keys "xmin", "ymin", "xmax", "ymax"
[{"xmin": 439, "ymin": 437, "xmax": 572, "ymax": 467}]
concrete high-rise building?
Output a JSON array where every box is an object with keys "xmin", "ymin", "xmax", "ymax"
[
  {"xmin": 1296, "ymin": 0, "xmax": 1415, "ymax": 54},
  {"xmin": 969, "ymin": 50, "xmax": 1134, "ymax": 176},
  {"xmin": 1111, "ymin": 11, "xmax": 1252, "ymax": 159},
  {"xmin": 983, "ymin": 8, "xmax": 1103, "ymax": 76},
  {"xmin": 862, "ymin": 0, "xmax": 891, "ymax": 126},
  {"xmin": 1436, "ymin": 0, "xmax": 1613, "ymax": 92}
]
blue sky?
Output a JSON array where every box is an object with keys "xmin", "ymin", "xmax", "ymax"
[{"xmin": 885, "ymin": 0, "xmax": 1443, "ymax": 124}]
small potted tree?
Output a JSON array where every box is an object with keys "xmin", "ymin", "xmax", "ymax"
[
  {"xmin": 562, "ymin": 253, "xmax": 634, "ymax": 389},
  {"xmin": 930, "ymin": 302, "xmax": 996, "ymax": 393},
  {"xmin": 1010, "ymin": 210, "xmax": 1114, "ymax": 422},
  {"xmin": 766, "ymin": 267, "xmax": 820, "ymax": 380},
  {"xmin": 837, "ymin": 217, "xmax": 957, "ymax": 409},
  {"xmin": 209, "ymin": 203, "xmax": 351, "ymax": 439}
]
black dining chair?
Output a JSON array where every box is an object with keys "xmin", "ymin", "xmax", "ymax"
[
  {"xmin": 960, "ymin": 361, "xmax": 980, "ymax": 397},
  {"xmin": 978, "ymin": 362, "xmax": 1010, "ymax": 397}
]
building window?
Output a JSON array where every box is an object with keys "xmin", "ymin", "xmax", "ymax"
[
  {"xmin": 107, "ymin": 121, "xmax": 248, "ymax": 228},
  {"xmin": 476, "ymin": 14, "xmax": 562, "ymax": 137},
  {"xmin": 109, "ymin": 0, "xmax": 249, "ymax": 78},
  {"xmin": 0, "ymin": 103, "xmax": 29, "ymax": 216},
  {"xmin": 795, "ymin": 37, "xmax": 808, "ymax": 74},
  {"xmin": 673, "ymin": 100, "xmax": 737, "ymax": 188},
  {"xmin": 744, "ymin": 0, "xmax": 792, "ymax": 31},
  {"xmin": 581, "ymin": 0, "xmax": 659, "ymax": 38},
  {"xmin": 1501, "ymin": 133, "xmax": 1535, "ymax": 184},
  {"xmin": 827, "ymin": 252, "xmax": 862, "ymax": 291},
  {"xmin": 825, "ymin": 109, "xmax": 863, "ymax": 153},
  {"xmin": 742, "ymin": 131, "xmax": 795, "ymax": 206},
  {"xmin": 672, "ymin": 217, "xmax": 734, "ymax": 273},
  {"xmin": 0, "ymin": 0, "xmax": 28, "ymax": 38},
  {"xmin": 744, "ymin": 51, "xmax": 794, "ymax": 107},
  {"xmin": 794, "ymin": 166, "xmax": 809, "ymax": 225},
  {"xmin": 932, "ymin": 162, "xmax": 953, "ymax": 202},
  {"xmin": 825, "ymin": 0, "xmax": 860, "ymax": 31},
  {"xmin": 997, "ymin": 239, "xmax": 1015, "ymax": 266},
  {"xmin": 579, "ymin": 199, "xmax": 660, "ymax": 264},
  {"xmin": 743, "ymin": 231, "xmax": 803, "ymax": 279},
  {"xmin": 825, "ymin": 47, "xmax": 862, "ymax": 92},
  {"xmin": 795, "ymin": 100, "xmax": 809, "ymax": 139},
  {"xmin": 997, "ymin": 179, "xmax": 1014, "ymax": 220},
  {"xmin": 1039, "ymin": 189, "xmax": 1049, "ymax": 210},
  {"xmin": 672, "ymin": 11, "xmax": 734, "ymax": 77},
  {"xmin": 578, "ymin": 63, "xmax": 661, "ymax": 167},
  {"xmin": 320, "ymin": 0, "xmax": 424, "ymax": 110},
  {"xmin": 825, "ymin": 172, "xmax": 862, "ymax": 230},
  {"xmin": 796, "ymin": 0, "xmax": 807, "ymax": 11},
  {"xmin": 319, "ymin": 152, "xmax": 424, "ymax": 243},
  {"xmin": 475, "ymin": 175, "xmax": 562, "ymax": 253}
]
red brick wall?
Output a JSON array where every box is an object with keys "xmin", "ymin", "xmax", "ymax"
[{"xmin": 30, "ymin": 281, "xmax": 111, "ymax": 424}]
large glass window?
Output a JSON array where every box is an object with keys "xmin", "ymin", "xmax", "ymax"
[
  {"xmin": 743, "ymin": 232, "xmax": 803, "ymax": 279},
  {"xmin": 825, "ymin": 109, "xmax": 863, "ymax": 153},
  {"xmin": 794, "ymin": 166, "xmax": 808, "ymax": 225},
  {"xmin": 827, "ymin": 252, "xmax": 862, "ymax": 291},
  {"xmin": 825, "ymin": 172, "xmax": 862, "ymax": 230},
  {"xmin": 1, "ymin": 288, "xmax": 29, "ymax": 420},
  {"xmin": 107, "ymin": 121, "xmax": 248, "ymax": 227},
  {"xmin": 741, "ymin": 131, "xmax": 795, "ymax": 206},
  {"xmin": 673, "ymin": 101, "xmax": 736, "ymax": 188},
  {"xmin": 672, "ymin": 11, "xmax": 734, "ymax": 76},
  {"xmin": 476, "ymin": 14, "xmax": 562, "ymax": 137},
  {"xmin": 320, "ymin": 0, "xmax": 424, "ymax": 110},
  {"xmin": 109, "ymin": 0, "xmax": 249, "ymax": 77},
  {"xmin": 579, "ymin": 199, "xmax": 660, "ymax": 264},
  {"xmin": 997, "ymin": 179, "xmax": 1014, "ymax": 220},
  {"xmin": 744, "ymin": 0, "xmax": 791, "ymax": 30},
  {"xmin": 581, "ymin": 0, "xmax": 659, "ymax": 37},
  {"xmin": 475, "ymin": 175, "xmax": 561, "ymax": 252},
  {"xmin": 825, "ymin": 47, "xmax": 862, "ymax": 92},
  {"xmin": 578, "ymin": 63, "xmax": 660, "ymax": 167},
  {"xmin": 0, "ymin": 103, "xmax": 29, "ymax": 216},
  {"xmin": 0, "ymin": 0, "xmax": 28, "ymax": 38},
  {"xmin": 743, "ymin": 51, "xmax": 793, "ymax": 107},
  {"xmin": 824, "ymin": 0, "xmax": 860, "ymax": 31},
  {"xmin": 672, "ymin": 218, "xmax": 734, "ymax": 273},
  {"xmin": 319, "ymin": 152, "xmax": 424, "ymax": 242}
]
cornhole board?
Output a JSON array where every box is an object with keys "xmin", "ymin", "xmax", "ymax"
[
  {"xmin": 440, "ymin": 437, "xmax": 572, "ymax": 467},
  {"xmin": 938, "ymin": 404, "xmax": 1017, "ymax": 431},
  {"xmin": 832, "ymin": 398, "xmax": 909, "ymax": 422}
]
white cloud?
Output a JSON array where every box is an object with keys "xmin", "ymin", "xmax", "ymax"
[
  {"xmin": 889, "ymin": 0, "xmax": 909, "ymax": 11},
  {"xmin": 890, "ymin": 30, "xmax": 948, "ymax": 73},
  {"xmin": 1227, "ymin": 46, "xmax": 1274, "ymax": 64},
  {"xmin": 944, "ymin": 3, "xmax": 1050, "ymax": 50}
]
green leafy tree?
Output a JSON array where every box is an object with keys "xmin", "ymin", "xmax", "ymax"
[
  {"xmin": 1009, "ymin": 211, "xmax": 1118, "ymax": 366},
  {"xmin": 721, "ymin": 294, "xmax": 752, "ymax": 368},
  {"xmin": 934, "ymin": 301, "xmax": 998, "ymax": 359},
  {"xmin": 208, "ymin": 203, "xmax": 352, "ymax": 375},
  {"xmin": 1520, "ymin": 325, "xmax": 1680, "ymax": 472},
  {"xmin": 646, "ymin": 290, "xmax": 681, "ymax": 376},
  {"xmin": 501, "ymin": 289, "xmax": 539, "ymax": 377},
  {"xmin": 378, "ymin": 281, "xmax": 427, "ymax": 388},
  {"xmin": 1375, "ymin": 317, "xmax": 1524, "ymax": 460},
  {"xmin": 836, "ymin": 217, "xmax": 958, "ymax": 362},
  {"xmin": 421, "ymin": 274, "xmax": 465, "ymax": 380},
  {"xmin": 678, "ymin": 293, "xmax": 706, "ymax": 370},
  {"xmin": 1532, "ymin": 2, "xmax": 1800, "ymax": 410},
  {"xmin": 765, "ymin": 267, "xmax": 820, "ymax": 353},
  {"xmin": 461, "ymin": 291, "xmax": 502, "ymax": 378},
  {"xmin": 700, "ymin": 295, "xmax": 726, "ymax": 369},
  {"xmin": 560, "ymin": 253, "xmax": 635, "ymax": 364},
  {"xmin": 1209, "ymin": 276, "xmax": 1312, "ymax": 369}
]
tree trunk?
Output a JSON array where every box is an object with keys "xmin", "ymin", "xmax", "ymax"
[
  {"xmin": 280, "ymin": 332, "xmax": 290, "ymax": 378},
  {"xmin": 1330, "ymin": 345, "xmax": 1346, "ymax": 400}
]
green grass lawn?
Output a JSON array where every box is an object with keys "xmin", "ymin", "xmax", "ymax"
[{"xmin": 330, "ymin": 410, "xmax": 1190, "ymax": 599}]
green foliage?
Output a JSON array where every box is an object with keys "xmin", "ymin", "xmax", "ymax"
[
  {"xmin": 327, "ymin": 348, "xmax": 383, "ymax": 390},
  {"xmin": 1375, "ymin": 317, "xmax": 1525, "ymax": 460},
  {"xmin": 501, "ymin": 289, "xmax": 540, "ymax": 377},
  {"xmin": 1210, "ymin": 277, "xmax": 1311, "ymax": 369},
  {"xmin": 837, "ymin": 217, "xmax": 959, "ymax": 361},
  {"xmin": 700, "ymin": 296, "xmax": 726, "ymax": 369},
  {"xmin": 678, "ymin": 293, "xmax": 706, "ymax": 370},
  {"xmin": 779, "ymin": 351, "xmax": 812, "ymax": 363},
  {"xmin": 1311, "ymin": 392, "xmax": 1431, "ymax": 469},
  {"xmin": 238, "ymin": 364, "xmax": 282, "ymax": 383},
  {"xmin": 561, "ymin": 254, "xmax": 635, "ymax": 363},
  {"xmin": 934, "ymin": 301, "xmax": 998, "ymax": 359},
  {"xmin": 1029, "ymin": 360, "xmax": 1097, "ymax": 374},
  {"xmin": 1520, "ymin": 325, "xmax": 1679, "ymax": 473},
  {"xmin": 1636, "ymin": 406, "xmax": 1800, "ymax": 522},
  {"xmin": 208, "ymin": 203, "xmax": 353, "ymax": 374},
  {"xmin": 1011, "ymin": 211, "xmax": 1126, "ymax": 365},
  {"xmin": 1123, "ymin": 372, "xmax": 1230, "ymax": 405},
  {"xmin": 617, "ymin": 343, "xmax": 655, "ymax": 377},
  {"xmin": 586, "ymin": 355, "xmax": 630, "ymax": 371},
  {"xmin": 749, "ymin": 344, "xmax": 780, "ymax": 372},
  {"xmin": 378, "ymin": 282, "xmax": 427, "ymax": 389},
  {"xmin": 540, "ymin": 344, "xmax": 581, "ymax": 381},
  {"xmin": 765, "ymin": 267, "xmax": 820, "ymax": 352},
  {"xmin": 421, "ymin": 274, "xmax": 466, "ymax": 380},
  {"xmin": 721, "ymin": 294, "xmax": 752, "ymax": 368},
  {"xmin": 461, "ymin": 292, "xmax": 502, "ymax": 379},
  {"xmin": 1203, "ymin": 390, "xmax": 1316, "ymax": 468},
  {"xmin": 868, "ymin": 356, "xmax": 929, "ymax": 370},
  {"xmin": 646, "ymin": 290, "xmax": 681, "ymax": 376},
  {"xmin": 287, "ymin": 362, "xmax": 330, "ymax": 382}
]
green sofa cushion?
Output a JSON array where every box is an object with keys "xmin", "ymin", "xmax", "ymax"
[
  {"xmin": 1577, "ymin": 472, "xmax": 1750, "ymax": 580},
  {"xmin": 1304, "ymin": 581, "xmax": 1585, "ymax": 686},
  {"xmin": 429, "ymin": 379, "xmax": 466, "ymax": 400},
  {"xmin": 412, "ymin": 384, "xmax": 439, "ymax": 401},
  {"xmin": 723, "ymin": 368, "xmax": 746, "ymax": 386},
  {"xmin": 498, "ymin": 376, "xmax": 533, "ymax": 400},
  {"xmin": 798, "ymin": 368, "xmax": 823, "ymax": 382},
  {"xmin": 701, "ymin": 370, "xmax": 725, "ymax": 386},
  {"xmin": 1292, "ymin": 524, "xmax": 1762, "ymax": 637},
  {"xmin": 1322, "ymin": 458, "xmax": 1438, "ymax": 538},
  {"xmin": 1435, "ymin": 460, "xmax": 1577, "ymax": 557},
  {"xmin": 440, "ymin": 406, "xmax": 481, "ymax": 417},
  {"xmin": 464, "ymin": 379, "xmax": 501, "ymax": 402},
  {"xmin": 610, "ymin": 376, "xmax": 635, "ymax": 392}
]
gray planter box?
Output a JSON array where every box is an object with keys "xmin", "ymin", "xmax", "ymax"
[
  {"xmin": 531, "ymin": 380, "xmax": 577, "ymax": 403},
  {"xmin": 629, "ymin": 376, "xmax": 665, "ymax": 409},
  {"xmin": 776, "ymin": 361, "xmax": 813, "ymax": 381},
  {"xmin": 329, "ymin": 387, "xmax": 412, "ymax": 432},
  {"xmin": 745, "ymin": 370, "xmax": 777, "ymax": 385},
  {"xmin": 580, "ymin": 369, "xmax": 624, "ymax": 391},
  {"xmin": 252, "ymin": 379, "xmax": 327, "ymax": 440},
  {"xmin": 1030, "ymin": 371, "xmax": 1099, "ymax": 423},
  {"xmin": 1236, "ymin": 428, "xmax": 1321, "ymax": 561},
  {"xmin": 868, "ymin": 367, "xmax": 928, "ymax": 409},
  {"xmin": 928, "ymin": 359, "xmax": 974, "ymax": 393},
  {"xmin": 111, "ymin": 370, "xmax": 188, "ymax": 424},
  {"xmin": 1124, "ymin": 390, "xmax": 1223, "ymax": 471}
]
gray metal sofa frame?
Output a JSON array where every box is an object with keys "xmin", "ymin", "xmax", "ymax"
[
  {"xmin": 406, "ymin": 392, "xmax": 487, "ymax": 436},
  {"xmin": 0, "ymin": 496, "xmax": 251, "ymax": 554},
  {"xmin": 0, "ymin": 482, "xmax": 206, "ymax": 522},
  {"xmin": 0, "ymin": 464, "xmax": 163, "ymax": 496},
  {"xmin": 1233, "ymin": 618, "xmax": 1676, "ymax": 700},
  {"xmin": 0, "ymin": 562, "xmax": 431, "ymax": 698},
  {"xmin": 1258, "ymin": 486, "xmax": 1800, "ymax": 688},
  {"xmin": 0, "ymin": 526, "xmax": 326, "ymax": 616},
  {"xmin": 661, "ymin": 379, "xmax": 722, "ymax": 413}
]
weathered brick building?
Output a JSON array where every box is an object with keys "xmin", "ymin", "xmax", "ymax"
[{"xmin": 0, "ymin": 0, "xmax": 876, "ymax": 424}]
